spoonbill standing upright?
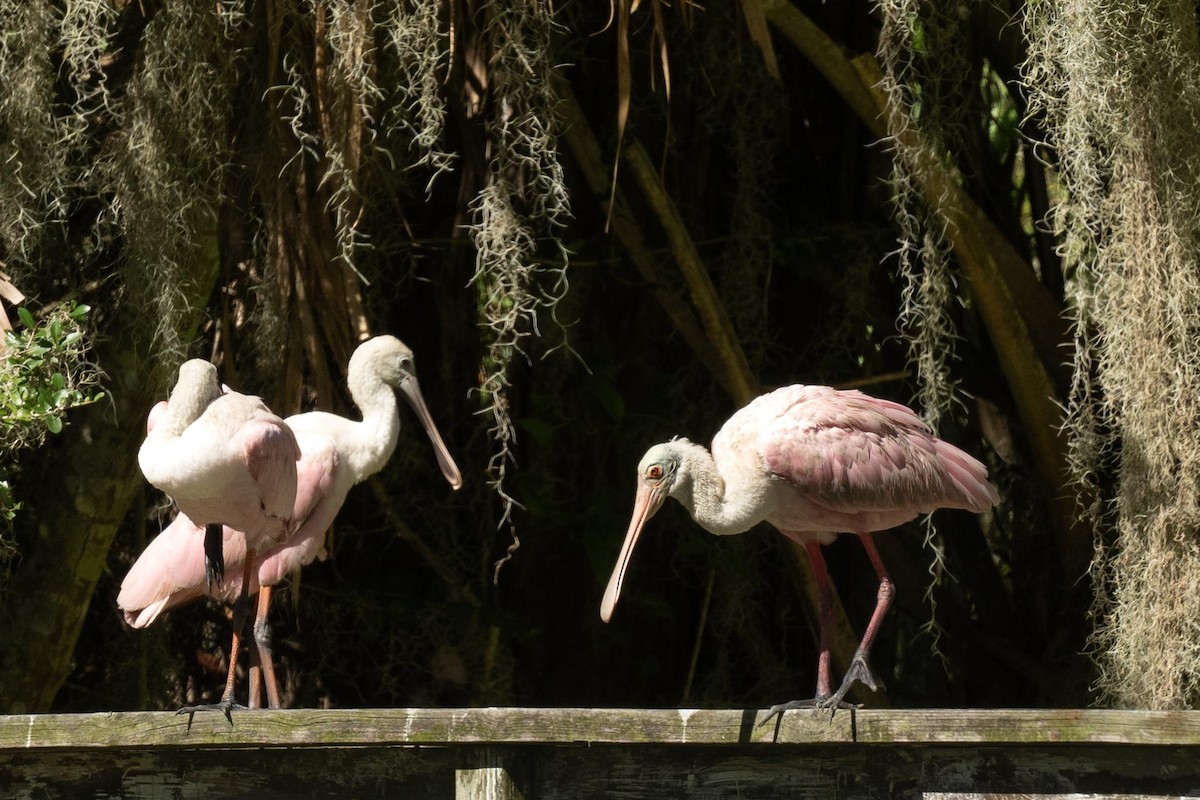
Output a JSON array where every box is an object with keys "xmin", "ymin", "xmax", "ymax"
[
  {"xmin": 136, "ymin": 359, "xmax": 300, "ymax": 719},
  {"xmin": 599, "ymin": 384, "xmax": 999, "ymax": 723},
  {"xmin": 120, "ymin": 335, "xmax": 462, "ymax": 708}
]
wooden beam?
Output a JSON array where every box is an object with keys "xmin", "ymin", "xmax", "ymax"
[
  {"xmin": 5, "ymin": 708, "xmax": 1200, "ymax": 751},
  {"xmin": 0, "ymin": 707, "xmax": 836, "ymax": 749},
  {"xmin": 6, "ymin": 709, "xmax": 1200, "ymax": 800}
]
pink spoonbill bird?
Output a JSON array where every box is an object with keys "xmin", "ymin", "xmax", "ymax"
[
  {"xmin": 136, "ymin": 358, "xmax": 300, "ymax": 719},
  {"xmin": 599, "ymin": 384, "xmax": 999, "ymax": 723},
  {"xmin": 138, "ymin": 360, "xmax": 300, "ymax": 585},
  {"xmin": 120, "ymin": 335, "xmax": 462, "ymax": 708}
]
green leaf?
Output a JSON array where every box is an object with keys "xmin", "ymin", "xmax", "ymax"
[
  {"xmin": 16, "ymin": 307, "xmax": 34, "ymax": 329},
  {"xmin": 45, "ymin": 416, "xmax": 63, "ymax": 434}
]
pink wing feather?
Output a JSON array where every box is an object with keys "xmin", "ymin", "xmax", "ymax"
[
  {"xmin": 119, "ymin": 430, "xmax": 344, "ymax": 627},
  {"xmin": 240, "ymin": 417, "xmax": 302, "ymax": 530},
  {"xmin": 746, "ymin": 386, "xmax": 997, "ymax": 515},
  {"xmin": 255, "ymin": 434, "xmax": 340, "ymax": 587},
  {"xmin": 117, "ymin": 514, "xmax": 249, "ymax": 628}
]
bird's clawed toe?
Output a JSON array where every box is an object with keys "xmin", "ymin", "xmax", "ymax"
[
  {"xmin": 176, "ymin": 697, "xmax": 248, "ymax": 731},
  {"xmin": 757, "ymin": 695, "xmax": 859, "ymax": 727},
  {"xmin": 757, "ymin": 699, "xmax": 816, "ymax": 728},
  {"xmin": 758, "ymin": 660, "xmax": 882, "ymax": 727}
]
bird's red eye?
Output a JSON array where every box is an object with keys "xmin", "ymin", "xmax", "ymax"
[{"xmin": 647, "ymin": 465, "xmax": 663, "ymax": 480}]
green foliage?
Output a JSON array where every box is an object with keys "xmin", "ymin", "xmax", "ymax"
[
  {"xmin": 0, "ymin": 480, "xmax": 17, "ymax": 557},
  {"xmin": 0, "ymin": 303, "xmax": 104, "ymax": 442},
  {"xmin": 0, "ymin": 301, "xmax": 104, "ymax": 568}
]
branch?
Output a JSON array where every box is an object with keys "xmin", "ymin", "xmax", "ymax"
[
  {"xmin": 619, "ymin": 139, "xmax": 759, "ymax": 406},
  {"xmin": 556, "ymin": 84, "xmax": 719, "ymax": 387}
]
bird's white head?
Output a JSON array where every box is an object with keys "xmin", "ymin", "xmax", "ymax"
[
  {"xmin": 599, "ymin": 440, "xmax": 692, "ymax": 624},
  {"xmin": 174, "ymin": 359, "xmax": 221, "ymax": 395},
  {"xmin": 161, "ymin": 359, "xmax": 223, "ymax": 430},
  {"xmin": 349, "ymin": 335, "xmax": 416, "ymax": 389},
  {"xmin": 637, "ymin": 440, "xmax": 687, "ymax": 496},
  {"xmin": 348, "ymin": 335, "xmax": 463, "ymax": 491}
]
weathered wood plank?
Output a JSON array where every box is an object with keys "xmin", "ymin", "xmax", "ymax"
[
  {"xmin": 855, "ymin": 709, "xmax": 1200, "ymax": 745},
  {"xmin": 927, "ymin": 795, "xmax": 1191, "ymax": 799},
  {"xmin": 0, "ymin": 746, "xmax": 454, "ymax": 800},
  {"xmin": 3, "ymin": 708, "xmax": 1200, "ymax": 753},
  {"xmin": 4, "ymin": 708, "xmax": 1200, "ymax": 800},
  {"xmin": 0, "ymin": 707, "xmax": 848, "ymax": 750}
]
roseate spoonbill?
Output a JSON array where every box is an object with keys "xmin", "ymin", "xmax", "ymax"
[
  {"xmin": 120, "ymin": 335, "xmax": 462, "ymax": 708},
  {"xmin": 138, "ymin": 359, "xmax": 300, "ymax": 588},
  {"xmin": 599, "ymin": 384, "xmax": 999, "ymax": 722},
  {"xmin": 137, "ymin": 359, "xmax": 300, "ymax": 720}
]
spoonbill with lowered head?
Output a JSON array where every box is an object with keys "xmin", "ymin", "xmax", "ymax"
[{"xmin": 600, "ymin": 384, "xmax": 999, "ymax": 723}]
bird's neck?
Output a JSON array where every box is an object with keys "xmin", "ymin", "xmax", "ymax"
[
  {"xmin": 343, "ymin": 371, "xmax": 401, "ymax": 480},
  {"xmin": 673, "ymin": 443, "xmax": 763, "ymax": 536},
  {"xmin": 159, "ymin": 384, "xmax": 221, "ymax": 436}
]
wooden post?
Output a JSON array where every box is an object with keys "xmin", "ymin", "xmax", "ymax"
[{"xmin": 456, "ymin": 747, "xmax": 524, "ymax": 800}]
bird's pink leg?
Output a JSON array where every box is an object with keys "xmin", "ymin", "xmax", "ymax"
[
  {"xmin": 825, "ymin": 534, "xmax": 893, "ymax": 709},
  {"xmin": 758, "ymin": 537, "xmax": 840, "ymax": 726},
  {"xmin": 219, "ymin": 553, "xmax": 257, "ymax": 707},
  {"xmin": 248, "ymin": 653, "xmax": 263, "ymax": 710},
  {"xmin": 178, "ymin": 550, "xmax": 257, "ymax": 727},
  {"xmin": 806, "ymin": 540, "xmax": 835, "ymax": 701},
  {"xmin": 250, "ymin": 585, "xmax": 281, "ymax": 709}
]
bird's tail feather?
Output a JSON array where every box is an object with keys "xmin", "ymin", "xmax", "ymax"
[{"xmin": 936, "ymin": 440, "xmax": 1000, "ymax": 512}]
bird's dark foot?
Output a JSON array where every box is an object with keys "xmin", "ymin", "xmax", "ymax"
[
  {"xmin": 176, "ymin": 696, "xmax": 246, "ymax": 731},
  {"xmin": 757, "ymin": 695, "xmax": 859, "ymax": 727},
  {"xmin": 824, "ymin": 654, "xmax": 882, "ymax": 711},
  {"xmin": 203, "ymin": 523, "xmax": 225, "ymax": 592},
  {"xmin": 758, "ymin": 654, "xmax": 882, "ymax": 727}
]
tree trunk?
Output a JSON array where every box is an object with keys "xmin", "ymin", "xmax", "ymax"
[{"xmin": 0, "ymin": 239, "xmax": 219, "ymax": 713}]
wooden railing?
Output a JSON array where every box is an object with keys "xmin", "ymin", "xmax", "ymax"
[{"xmin": 3, "ymin": 708, "xmax": 1200, "ymax": 798}]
